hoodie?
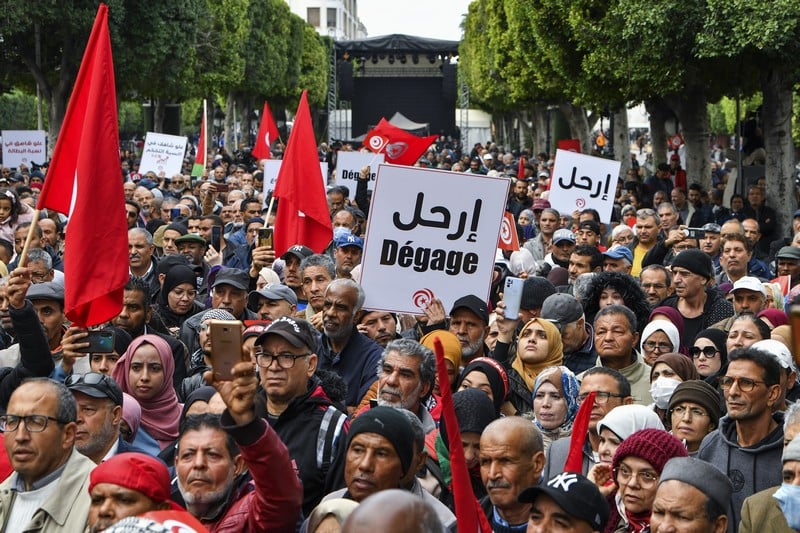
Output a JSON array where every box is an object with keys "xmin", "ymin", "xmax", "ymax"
[{"xmin": 697, "ymin": 411, "xmax": 784, "ymax": 533}]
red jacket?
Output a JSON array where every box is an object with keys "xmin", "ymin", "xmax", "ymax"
[{"xmin": 206, "ymin": 415, "xmax": 303, "ymax": 533}]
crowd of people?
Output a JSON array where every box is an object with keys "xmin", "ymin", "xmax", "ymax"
[{"xmin": 0, "ymin": 138, "xmax": 795, "ymax": 532}]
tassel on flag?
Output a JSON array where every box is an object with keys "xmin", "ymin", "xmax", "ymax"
[
  {"xmin": 36, "ymin": 3, "xmax": 128, "ymax": 327},
  {"xmin": 252, "ymin": 101, "xmax": 279, "ymax": 160},
  {"xmin": 191, "ymin": 99, "xmax": 207, "ymax": 177}
]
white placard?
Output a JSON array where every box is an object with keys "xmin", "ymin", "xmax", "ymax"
[
  {"xmin": 360, "ymin": 164, "xmax": 510, "ymax": 315},
  {"xmin": 139, "ymin": 132, "xmax": 188, "ymax": 177},
  {"xmin": 1, "ymin": 130, "xmax": 46, "ymax": 169},
  {"xmin": 261, "ymin": 160, "xmax": 327, "ymax": 208},
  {"xmin": 335, "ymin": 151, "xmax": 384, "ymax": 199},
  {"xmin": 549, "ymin": 149, "xmax": 621, "ymax": 223}
]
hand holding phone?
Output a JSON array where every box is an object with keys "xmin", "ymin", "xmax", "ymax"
[
  {"xmin": 503, "ymin": 277, "xmax": 525, "ymax": 320},
  {"xmin": 258, "ymin": 227, "xmax": 273, "ymax": 249}
]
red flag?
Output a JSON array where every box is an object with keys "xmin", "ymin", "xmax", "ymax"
[
  {"xmin": 273, "ymin": 91, "xmax": 332, "ymax": 256},
  {"xmin": 191, "ymin": 102, "xmax": 206, "ymax": 177},
  {"xmin": 558, "ymin": 139, "xmax": 582, "ymax": 153},
  {"xmin": 365, "ymin": 118, "xmax": 436, "ymax": 166},
  {"xmin": 433, "ymin": 337, "xmax": 493, "ymax": 533},
  {"xmin": 564, "ymin": 391, "xmax": 596, "ymax": 473},
  {"xmin": 498, "ymin": 211, "xmax": 520, "ymax": 251},
  {"xmin": 772, "ymin": 275, "xmax": 791, "ymax": 297},
  {"xmin": 36, "ymin": 4, "xmax": 128, "ymax": 327},
  {"xmin": 517, "ymin": 155, "xmax": 526, "ymax": 181},
  {"xmin": 252, "ymin": 101, "xmax": 279, "ymax": 160}
]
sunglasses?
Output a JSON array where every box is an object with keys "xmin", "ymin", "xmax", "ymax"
[{"xmin": 690, "ymin": 346, "xmax": 719, "ymax": 359}]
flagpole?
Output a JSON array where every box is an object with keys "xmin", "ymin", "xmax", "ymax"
[
  {"xmin": 263, "ymin": 194, "xmax": 275, "ymax": 228},
  {"xmin": 202, "ymin": 99, "xmax": 208, "ymax": 173},
  {"xmin": 18, "ymin": 209, "xmax": 41, "ymax": 268}
]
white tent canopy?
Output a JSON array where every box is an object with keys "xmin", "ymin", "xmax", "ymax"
[{"xmin": 388, "ymin": 112, "xmax": 429, "ymax": 131}]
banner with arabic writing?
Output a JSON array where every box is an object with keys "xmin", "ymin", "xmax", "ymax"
[
  {"xmin": 139, "ymin": 132, "xmax": 188, "ymax": 178},
  {"xmin": 335, "ymin": 150, "xmax": 384, "ymax": 200},
  {"xmin": 549, "ymin": 149, "xmax": 621, "ymax": 223},
  {"xmin": 1, "ymin": 130, "xmax": 46, "ymax": 169},
  {"xmin": 360, "ymin": 164, "xmax": 509, "ymax": 314}
]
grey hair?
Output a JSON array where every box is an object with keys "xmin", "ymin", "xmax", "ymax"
[
  {"xmin": 128, "ymin": 227, "xmax": 153, "ymax": 246},
  {"xmin": 594, "ymin": 304, "xmax": 637, "ymax": 335},
  {"xmin": 611, "ymin": 224, "xmax": 633, "ymax": 240},
  {"xmin": 785, "ymin": 402, "xmax": 800, "ymax": 434},
  {"xmin": 21, "ymin": 378, "xmax": 77, "ymax": 423},
  {"xmin": 300, "ymin": 254, "xmax": 336, "ymax": 280},
  {"xmin": 27, "ymin": 248, "xmax": 52, "ymax": 269},
  {"xmin": 326, "ymin": 278, "xmax": 365, "ymax": 313},
  {"xmin": 379, "ymin": 338, "xmax": 437, "ymax": 391},
  {"xmin": 657, "ymin": 202, "xmax": 678, "ymax": 215},
  {"xmin": 573, "ymin": 272, "xmax": 597, "ymax": 302}
]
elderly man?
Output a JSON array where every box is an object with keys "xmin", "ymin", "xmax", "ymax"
[
  {"xmin": 650, "ymin": 456, "xmax": 732, "ymax": 533},
  {"xmin": 519, "ymin": 472, "xmax": 609, "ymax": 533},
  {"xmin": 448, "ymin": 294, "xmax": 491, "ymax": 363},
  {"xmin": 300, "ymin": 254, "xmax": 336, "ymax": 328},
  {"xmin": 479, "ymin": 416, "xmax": 546, "ymax": 530},
  {"xmin": 343, "ymin": 490, "xmax": 444, "ymax": 533},
  {"xmin": 248, "ymin": 283, "xmax": 297, "ymax": 322},
  {"xmin": 66, "ymin": 371, "xmax": 130, "ymax": 463},
  {"xmin": 0, "ymin": 379, "xmax": 95, "ymax": 531},
  {"xmin": 740, "ymin": 435, "xmax": 800, "ymax": 533},
  {"xmin": 254, "ymin": 316, "xmax": 348, "ymax": 515},
  {"xmin": 541, "ymin": 293, "xmax": 596, "ymax": 374},
  {"xmin": 173, "ymin": 360, "xmax": 303, "ymax": 531},
  {"xmin": 128, "ymin": 228, "xmax": 157, "ymax": 290},
  {"xmin": 317, "ymin": 279, "xmax": 383, "ymax": 411},
  {"xmin": 603, "ymin": 246, "xmax": 632, "ymax": 274},
  {"xmin": 699, "ymin": 347, "xmax": 785, "ymax": 532},
  {"xmin": 639, "ymin": 265, "xmax": 673, "ymax": 307},
  {"xmin": 630, "ymin": 208, "xmax": 661, "ymax": 277}
]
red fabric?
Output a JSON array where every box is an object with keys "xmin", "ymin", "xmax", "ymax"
[
  {"xmin": 365, "ymin": 118, "xmax": 437, "ymax": 166},
  {"xmin": 0, "ymin": 435, "xmax": 12, "ymax": 483},
  {"xmin": 252, "ymin": 101, "xmax": 279, "ymax": 160},
  {"xmin": 192, "ymin": 104, "xmax": 206, "ymax": 176},
  {"xmin": 433, "ymin": 337, "xmax": 492, "ymax": 533},
  {"xmin": 557, "ymin": 139, "xmax": 582, "ymax": 153},
  {"xmin": 272, "ymin": 91, "xmax": 332, "ymax": 256},
  {"xmin": 517, "ymin": 155, "xmax": 526, "ymax": 181},
  {"xmin": 564, "ymin": 390, "xmax": 595, "ymax": 473},
  {"xmin": 90, "ymin": 452, "xmax": 178, "ymax": 508},
  {"xmin": 498, "ymin": 211, "xmax": 520, "ymax": 251},
  {"xmin": 36, "ymin": 4, "xmax": 128, "ymax": 327},
  {"xmin": 772, "ymin": 275, "xmax": 791, "ymax": 296}
]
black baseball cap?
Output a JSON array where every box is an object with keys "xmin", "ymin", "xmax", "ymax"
[
  {"xmin": 255, "ymin": 316, "xmax": 317, "ymax": 351},
  {"xmin": 66, "ymin": 372, "xmax": 124, "ymax": 406},
  {"xmin": 518, "ymin": 472, "xmax": 609, "ymax": 530},
  {"xmin": 450, "ymin": 295, "xmax": 489, "ymax": 325}
]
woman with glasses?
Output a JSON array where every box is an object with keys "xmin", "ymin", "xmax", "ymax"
[
  {"xmin": 649, "ymin": 352, "xmax": 699, "ymax": 425},
  {"xmin": 531, "ymin": 365, "xmax": 579, "ymax": 452},
  {"xmin": 666, "ymin": 380, "xmax": 721, "ymax": 455},
  {"xmin": 153, "ymin": 265, "xmax": 204, "ymax": 337},
  {"xmin": 111, "ymin": 334, "xmax": 181, "ymax": 449},
  {"xmin": 601, "ymin": 429, "xmax": 688, "ymax": 533},
  {"xmin": 691, "ymin": 328, "xmax": 728, "ymax": 386},
  {"xmin": 639, "ymin": 320, "xmax": 679, "ymax": 366}
]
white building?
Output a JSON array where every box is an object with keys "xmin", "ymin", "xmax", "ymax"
[{"xmin": 285, "ymin": 0, "xmax": 367, "ymax": 40}]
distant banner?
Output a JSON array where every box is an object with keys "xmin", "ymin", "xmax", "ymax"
[
  {"xmin": 139, "ymin": 132, "xmax": 188, "ymax": 177},
  {"xmin": 549, "ymin": 149, "xmax": 621, "ymax": 223},
  {"xmin": 557, "ymin": 139, "xmax": 582, "ymax": 153},
  {"xmin": 360, "ymin": 164, "xmax": 509, "ymax": 315},
  {"xmin": 2, "ymin": 130, "xmax": 46, "ymax": 169},
  {"xmin": 261, "ymin": 160, "xmax": 327, "ymax": 208},
  {"xmin": 335, "ymin": 151, "xmax": 384, "ymax": 200}
]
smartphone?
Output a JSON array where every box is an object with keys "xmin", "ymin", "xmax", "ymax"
[
  {"xmin": 210, "ymin": 226, "xmax": 222, "ymax": 251},
  {"xmin": 215, "ymin": 183, "xmax": 229, "ymax": 193},
  {"xmin": 685, "ymin": 227, "xmax": 706, "ymax": 239},
  {"xmin": 209, "ymin": 320, "xmax": 245, "ymax": 380},
  {"xmin": 170, "ymin": 207, "xmax": 181, "ymax": 220},
  {"xmin": 76, "ymin": 331, "xmax": 115, "ymax": 354},
  {"xmin": 258, "ymin": 227, "xmax": 273, "ymax": 248},
  {"xmin": 503, "ymin": 277, "xmax": 525, "ymax": 320}
]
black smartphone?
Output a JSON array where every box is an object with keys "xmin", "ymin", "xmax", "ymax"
[
  {"xmin": 215, "ymin": 183, "xmax": 229, "ymax": 193},
  {"xmin": 76, "ymin": 331, "xmax": 115, "ymax": 354},
  {"xmin": 258, "ymin": 227, "xmax": 273, "ymax": 248},
  {"xmin": 211, "ymin": 226, "xmax": 222, "ymax": 251},
  {"xmin": 685, "ymin": 228, "xmax": 706, "ymax": 239}
]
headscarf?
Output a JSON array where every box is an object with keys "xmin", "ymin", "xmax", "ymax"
[
  {"xmin": 694, "ymin": 328, "xmax": 728, "ymax": 366},
  {"xmin": 307, "ymin": 499, "xmax": 360, "ymax": 533},
  {"xmin": 532, "ymin": 365, "xmax": 579, "ymax": 433},
  {"xmin": 640, "ymin": 320, "xmax": 680, "ymax": 356},
  {"xmin": 157, "ymin": 265, "xmax": 198, "ymax": 311},
  {"xmin": 650, "ymin": 352, "xmax": 698, "ymax": 382},
  {"xmin": 420, "ymin": 330, "xmax": 462, "ymax": 379},
  {"xmin": 121, "ymin": 392, "xmax": 141, "ymax": 442},
  {"xmin": 597, "ymin": 404, "xmax": 665, "ymax": 440},
  {"xmin": 457, "ymin": 357, "xmax": 508, "ymax": 415},
  {"xmin": 112, "ymin": 334, "xmax": 182, "ymax": 448},
  {"xmin": 180, "ymin": 385, "xmax": 217, "ymax": 419},
  {"xmin": 513, "ymin": 318, "xmax": 563, "ymax": 391},
  {"xmin": 758, "ymin": 308, "xmax": 789, "ymax": 329},
  {"xmin": 772, "ymin": 325, "xmax": 792, "ymax": 349},
  {"xmin": 648, "ymin": 306, "xmax": 685, "ymax": 347}
]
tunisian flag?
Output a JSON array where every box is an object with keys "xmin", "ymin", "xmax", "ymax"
[
  {"xmin": 273, "ymin": 91, "xmax": 332, "ymax": 256},
  {"xmin": 364, "ymin": 118, "xmax": 436, "ymax": 166},
  {"xmin": 191, "ymin": 102, "xmax": 206, "ymax": 177},
  {"xmin": 252, "ymin": 101, "xmax": 279, "ymax": 160},
  {"xmin": 36, "ymin": 4, "xmax": 128, "ymax": 327}
]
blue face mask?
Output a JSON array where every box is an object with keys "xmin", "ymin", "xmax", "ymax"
[
  {"xmin": 773, "ymin": 483, "xmax": 800, "ymax": 529},
  {"xmin": 332, "ymin": 227, "xmax": 351, "ymax": 241}
]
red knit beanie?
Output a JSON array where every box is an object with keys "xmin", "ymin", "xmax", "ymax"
[{"xmin": 611, "ymin": 428, "xmax": 688, "ymax": 475}]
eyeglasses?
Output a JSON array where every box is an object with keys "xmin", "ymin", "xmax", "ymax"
[
  {"xmin": 255, "ymin": 350, "xmax": 311, "ymax": 369},
  {"xmin": 0, "ymin": 414, "xmax": 67, "ymax": 433},
  {"xmin": 690, "ymin": 346, "xmax": 719, "ymax": 359},
  {"xmin": 576, "ymin": 391, "xmax": 626, "ymax": 404},
  {"xmin": 670, "ymin": 405, "xmax": 709, "ymax": 419},
  {"xmin": 614, "ymin": 464, "xmax": 659, "ymax": 488},
  {"xmin": 642, "ymin": 340, "xmax": 672, "ymax": 353},
  {"xmin": 719, "ymin": 376, "xmax": 767, "ymax": 392}
]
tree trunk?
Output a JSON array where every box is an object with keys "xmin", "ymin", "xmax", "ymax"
[
  {"xmin": 153, "ymin": 98, "xmax": 165, "ymax": 133},
  {"xmin": 532, "ymin": 105, "xmax": 548, "ymax": 155},
  {"xmin": 645, "ymin": 98, "xmax": 671, "ymax": 171},
  {"xmin": 666, "ymin": 87, "xmax": 711, "ymax": 191},
  {"xmin": 224, "ymin": 91, "xmax": 235, "ymax": 152},
  {"xmin": 559, "ymin": 103, "xmax": 592, "ymax": 154},
  {"xmin": 613, "ymin": 106, "xmax": 630, "ymax": 178},
  {"xmin": 761, "ymin": 67, "xmax": 796, "ymax": 238}
]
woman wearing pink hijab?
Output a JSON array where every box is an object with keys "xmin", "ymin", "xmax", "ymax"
[{"xmin": 112, "ymin": 334, "xmax": 182, "ymax": 449}]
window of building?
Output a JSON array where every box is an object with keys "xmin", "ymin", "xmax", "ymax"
[
  {"xmin": 327, "ymin": 8, "xmax": 337, "ymax": 28},
  {"xmin": 307, "ymin": 7, "xmax": 320, "ymax": 27}
]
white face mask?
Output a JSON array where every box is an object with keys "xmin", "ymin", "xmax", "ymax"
[{"xmin": 650, "ymin": 376, "xmax": 682, "ymax": 409}]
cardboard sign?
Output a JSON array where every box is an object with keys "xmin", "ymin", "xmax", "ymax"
[
  {"xmin": 360, "ymin": 164, "xmax": 509, "ymax": 314},
  {"xmin": 139, "ymin": 132, "xmax": 188, "ymax": 177},
  {"xmin": 549, "ymin": 149, "xmax": 621, "ymax": 223},
  {"xmin": 1, "ymin": 130, "xmax": 46, "ymax": 169},
  {"xmin": 335, "ymin": 151, "xmax": 384, "ymax": 199},
  {"xmin": 261, "ymin": 160, "xmax": 327, "ymax": 208}
]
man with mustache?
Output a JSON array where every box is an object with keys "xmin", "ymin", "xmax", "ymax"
[
  {"xmin": 448, "ymin": 295, "xmax": 490, "ymax": 364},
  {"xmin": 357, "ymin": 310, "xmax": 400, "ymax": 347}
]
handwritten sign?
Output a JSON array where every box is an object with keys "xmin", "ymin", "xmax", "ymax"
[
  {"xmin": 335, "ymin": 151, "xmax": 384, "ymax": 199},
  {"xmin": 261, "ymin": 160, "xmax": 327, "ymax": 208},
  {"xmin": 1, "ymin": 130, "xmax": 46, "ymax": 169},
  {"xmin": 139, "ymin": 132, "xmax": 188, "ymax": 177},
  {"xmin": 549, "ymin": 149, "xmax": 621, "ymax": 223},
  {"xmin": 359, "ymin": 164, "xmax": 509, "ymax": 315}
]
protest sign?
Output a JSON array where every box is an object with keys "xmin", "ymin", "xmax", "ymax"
[
  {"xmin": 261, "ymin": 160, "xmax": 327, "ymax": 208},
  {"xmin": 2, "ymin": 130, "xmax": 46, "ymax": 169},
  {"xmin": 335, "ymin": 151, "xmax": 384, "ymax": 199},
  {"xmin": 360, "ymin": 164, "xmax": 509, "ymax": 314},
  {"xmin": 549, "ymin": 149, "xmax": 621, "ymax": 223},
  {"xmin": 139, "ymin": 132, "xmax": 187, "ymax": 177}
]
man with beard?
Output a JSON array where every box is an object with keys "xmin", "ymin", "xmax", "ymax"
[
  {"xmin": 448, "ymin": 295, "xmax": 491, "ymax": 363},
  {"xmin": 543, "ymin": 229, "xmax": 575, "ymax": 272},
  {"xmin": 357, "ymin": 310, "xmax": 400, "ymax": 347},
  {"xmin": 523, "ymin": 207, "xmax": 559, "ymax": 263},
  {"xmin": 317, "ymin": 279, "xmax": 383, "ymax": 412},
  {"xmin": 133, "ymin": 186, "xmax": 156, "ymax": 223},
  {"xmin": 333, "ymin": 234, "xmax": 363, "ymax": 279},
  {"xmin": 699, "ymin": 222, "xmax": 723, "ymax": 274},
  {"xmin": 66, "ymin": 372, "xmax": 130, "ymax": 464},
  {"xmin": 375, "ymin": 339, "xmax": 437, "ymax": 434},
  {"xmin": 279, "ymin": 244, "xmax": 314, "ymax": 311},
  {"xmin": 506, "ymin": 178, "xmax": 532, "ymax": 219},
  {"xmin": 630, "ymin": 209, "xmax": 660, "ymax": 277}
]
